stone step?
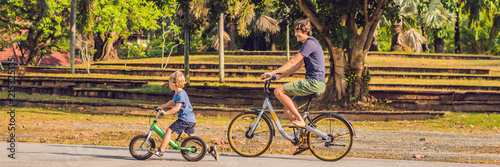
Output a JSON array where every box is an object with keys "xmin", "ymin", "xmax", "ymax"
[
  {"xmin": 93, "ymin": 62, "xmax": 491, "ymax": 75},
  {"xmin": 24, "ymin": 66, "xmax": 490, "ymax": 78},
  {"xmin": 4, "ymin": 84, "xmax": 498, "ymax": 112},
  {"xmin": 0, "ymin": 98, "xmax": 447, "ymax": 121},
  {"xmin": 166, "ymin": 51, "xmax": 495, "ymax": 60},
  {"xmin": 0, "ymin": 75, "xmax": 148, "ymax": 89}
]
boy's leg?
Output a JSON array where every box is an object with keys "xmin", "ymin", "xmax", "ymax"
[
  {"xmin": 159, "ymin": 128, "xmax": 174, "ymax": 151},
  {"xmin": 150, "ymin": 128, "xmax": 174, "ymax": 157}
]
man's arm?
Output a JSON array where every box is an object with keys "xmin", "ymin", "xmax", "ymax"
[
  {"xmin": 279, "ymin": 60, "xmax": 304, "ymax": 78},
  {"xmin": 263, "ymin": 53, "xmax": 305, "ymax": 79}
]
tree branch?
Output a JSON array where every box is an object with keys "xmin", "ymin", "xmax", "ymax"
[
  {"xmin": 364, "ymin": 17, "xmax": 381, "ymax": 52},
  {"xmin": 364, "ymin": 0, "xmax": 368, "ymax": 22},
  {"xmin": 370, "ymin": 0, "xmax": 388, "ymax": 21},
  {"xmin": 295, "ymin": 0, "xmax": 325, "ymax": 31},
  {"xmin": 348, "ymin": 14, "xmax": 358, "ymax": 37}
]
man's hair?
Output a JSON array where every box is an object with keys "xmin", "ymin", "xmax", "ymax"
[
  {"xmin": 169, "ymin": 70, "xmax": 186, "ymax": 88},
  {"xmin": 293, "ymin": 18, "xmax": 312, "ymax": 36}
]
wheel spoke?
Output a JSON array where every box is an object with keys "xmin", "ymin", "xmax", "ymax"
[
  {"xmin": 228, "ymin": 113, "xmax": 272, "ymax": 157},
  {"xmin": 308, "ymin": 115, "xmax": 353, "ymax": 161}
]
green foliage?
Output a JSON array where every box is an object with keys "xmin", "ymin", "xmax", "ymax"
[
  {"xmin": 0, "ymin": 0, "xmax": 71, "ymax": 64},
  {"xmin": 460, "ymin": 12, "xmax": 500, "ymax": 55},
  {"xmin": 119, "ymin": 43, "xmax": 146, "ymax": 59},
  {"xmin": 91, "ymin": 0, "xmax": 162, "ymax": 39},
  {"xmin": 145, "ymin": 39, "xmax": 178, "ymax": 58}
]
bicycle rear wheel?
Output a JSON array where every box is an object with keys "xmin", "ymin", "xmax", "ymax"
[
  {"xmin": 308, "ymin": 114, "xmax": 353, "ymax": 161},
  {"xmin": 227, "ymin": 112, "xmax": 273, "ymax": 157},
  {"xmin": 129, "ymin": 134, "xmax": 156, "ymax": 160},
  {"xmin": 181, "ymin": 136, "xmax": 207, "ymax": 161}
]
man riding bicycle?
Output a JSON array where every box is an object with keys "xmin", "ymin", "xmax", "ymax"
[{"xmin": 261, "ymin": 18, "xmax": 326, "ymax": 130}]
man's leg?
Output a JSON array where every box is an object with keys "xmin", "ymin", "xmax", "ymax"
[{"xmin": 274, "ymin": 85, "xmax": 304, "ymax": 126}]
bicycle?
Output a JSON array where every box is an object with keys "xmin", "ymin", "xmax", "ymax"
[
  {"xmin": 227, "ymin": 76, "xmax": 355, "ymax": 161},
  {"xmin": 129, "ymin": 108, "xmax": 207, "ymax": 161}
]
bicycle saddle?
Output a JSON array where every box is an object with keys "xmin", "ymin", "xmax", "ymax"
[{"xmin": 311, "ymin": 93, "xmax": 321, "ymax": 98}]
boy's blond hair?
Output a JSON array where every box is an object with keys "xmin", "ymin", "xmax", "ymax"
[{"xmin": 169, "ymin": 71, "xmax": 186, "ymax": 88}]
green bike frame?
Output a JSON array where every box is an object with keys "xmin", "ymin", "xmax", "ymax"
[{"xmin": 140, "ymin": 110, "xmax": 195, "ymax": 152}]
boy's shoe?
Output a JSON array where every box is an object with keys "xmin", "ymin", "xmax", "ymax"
[
  {"xmin": 208, "ymin": 146, "xmax": 219, "ymax": 161},
  {"xmin": 149, "ymin": 148, "xmax": 164, "ymax": 157}
]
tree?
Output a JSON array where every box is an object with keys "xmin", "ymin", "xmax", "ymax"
[
  {"xmin": 421, "ymin": 0, "xmax": 456, "ymax": 53},
  {"xmin": 90, "ymin": 0, "xmax": 162, "ymax": 61},
  {"xmin": 460, "ymin": 0, "xmax": 500, "ymax": 53},
  {"xmin": 265, "ymin": 0, "xmax": 398, "ymax": 107},
  {"xmin": 0, "ymin": 0, "xmax": 71, "ymax": 65}
]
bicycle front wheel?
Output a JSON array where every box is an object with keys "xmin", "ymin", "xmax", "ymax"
[
  {"xmin": 227, "ymin": 112, "xmax": 273, "ymax": 157},
  {"xmin": 308, "ymin": 114, "xmax": 353, "ymax": 161},
  {"xmin": 129, "ymin": 134, "xmax": 156, "ymax": 160},
  {"xmin": 181, "ymin": 136, "xmax": 207, "ymax": 161}
]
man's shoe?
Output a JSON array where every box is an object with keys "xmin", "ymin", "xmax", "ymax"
[{"xmin": 208, "ymin": 146, "xmax": 219, "ymax": 161}]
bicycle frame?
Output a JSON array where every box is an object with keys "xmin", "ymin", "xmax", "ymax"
[
  {"xmin": 140, "ymin": 109, "xmax": 195, "ymax": 152},
  {"xmin": 249, "ymin": 95, "xmax": 329, "ymax": 142}
]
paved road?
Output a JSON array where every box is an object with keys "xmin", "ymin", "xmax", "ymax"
[{"xmin": 2, "ymin": 143, "xmax": 499, "ymax": 167}]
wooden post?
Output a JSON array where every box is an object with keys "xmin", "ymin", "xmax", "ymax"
[
  {"xmin": 219, "ymin": 13, "xmax": 225, "ymax": 84},
  {"xmin": 70, "ymin": 0, "xmax": 76, "ymax": 74},
  {"xmin": 286, "ymin": 20, "xmax": 290, "ymax": 60},
  {"xmin": 184, "ymin": 11, "xmax": 190, "ymax": 84}
]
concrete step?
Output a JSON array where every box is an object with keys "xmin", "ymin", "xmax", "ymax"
[
  {"xmin": 0, "ymin": 98, "xmax": 446, "ymax": 121},
  {"xmin": 4, "ymin": 84, "xmax": 498, "ymax": 113},
  {"xmin": 92, "ymin": 63, "xmax": 491, "ymax": 75},
  {"xmin": 166, "ymin": 51, "xmax": 496, "ymax": 60}
]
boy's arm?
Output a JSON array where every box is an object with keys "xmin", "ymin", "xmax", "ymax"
[
  {"xmin": 159, "ymin": 100, "xmax": 174, "ymax": 111},
  {"xmin": 162, "ymin": 102, "xmax": 183, "ymax": 115}
]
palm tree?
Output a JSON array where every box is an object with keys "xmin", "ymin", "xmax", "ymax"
[
  {"xmin": 390, "ymin": 0, "xmax": 419, "ymax": 51},
  {"xmin": 420, "ymin": 0, "xmax": 456, "ymax": 53}
]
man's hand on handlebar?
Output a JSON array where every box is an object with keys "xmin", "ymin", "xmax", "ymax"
[
  {"xmin": 261, "ymin": 72, "xmax": 274, "ymax": 80},
  {"xmin": 261, "ymin": 72, "xmax": 281, "ymax": 81}
]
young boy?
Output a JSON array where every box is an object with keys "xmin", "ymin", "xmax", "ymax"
[{"xmin": 149, "ymin": 70, "xmax": 218, "ymax": 160}]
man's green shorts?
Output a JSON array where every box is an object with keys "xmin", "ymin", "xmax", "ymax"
[{"xmin": 283, "ymin": 78, "xmax": 325, "ymax": 108}]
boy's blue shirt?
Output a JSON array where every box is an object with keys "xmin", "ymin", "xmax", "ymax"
[{"xmin": 173, "ymin": 90, "xmax": 196, "ymax": 123}]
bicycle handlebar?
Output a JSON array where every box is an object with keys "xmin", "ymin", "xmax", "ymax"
[{"xmin": 263, "ymin": 76, "xmax": 276, "ymax": 94}]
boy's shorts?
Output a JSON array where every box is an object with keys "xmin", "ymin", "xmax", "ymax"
[
  {"xmin": 168, "ymin": 119, "xmax": 196, "ymax": 134},
  {"xmin": 283, "ymin": 78, "xmax": 325, "ymax": 108}
]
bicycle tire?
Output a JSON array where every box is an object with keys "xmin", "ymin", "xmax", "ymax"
[
  {"xmin": 227, "ymin": 112, "xmax": 273, "ymax": 157},
  {"xmin": 129, "ymin": 134, "xmax": 156, "ymax": 160},
  {"xmin": 308, "ymin": 114, "xmax": 353, "ymax": 161},
  {"xmin": 181, "ymin": 136, "xmax": 207, "ymax": 161}
]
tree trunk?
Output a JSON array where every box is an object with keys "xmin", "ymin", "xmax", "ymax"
[
  {"xmin": 369, "ymin": 36, "xmax": 378, "ymax": 51},
  {"xmin": 93, "ymin": 32, "xmax": 120, "ymax": 61},
  {"xmin": 227, "ymin": 20, "xmax": 236, "ymax": 51},
  {"xmin": 25, "ymin": 49, "xmax": 39, "ymax": 65},
  {"xmin": 421, "ymin": 25, "xmax": 429, "ymax": 53},
  {"xmin": 434, "ymin": 31, "xmax": 445, "ymax": 53},
  {"xmin": 321, "ymin": 46, "xmax": 346, "ymax": 105},
  {"xmin": 270, "ymin": 33, "xmax": 276, "ymax": 51},
  {"xmin": 455, "ymin": 11, "xmax": 460, "ymax": 53},
  {"xmin": 390, "ymin": 23, "xmax": 404, "ymax": 51}
]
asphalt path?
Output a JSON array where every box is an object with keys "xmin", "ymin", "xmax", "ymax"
[{"xmin": 2, "ymin": 143, "xmax": 499, "ymax": 167}]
